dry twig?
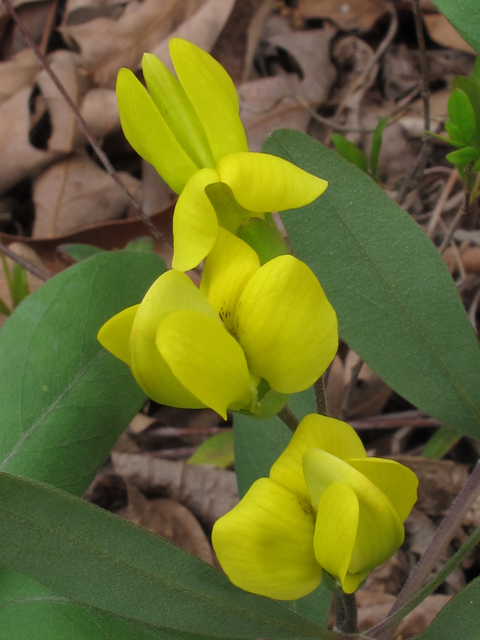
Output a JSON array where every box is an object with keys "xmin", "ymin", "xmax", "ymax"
[{"xmin": 0, "ymin": 244, "xmax": 52, "ymax": 281}]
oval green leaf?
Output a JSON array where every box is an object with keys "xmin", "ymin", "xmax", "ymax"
[
  {"xmin": 264, "ymin": 129, "xmax": 480, "ymax": 441},
  {"xmin": 0, "ymin": 472, "xmax": 337, "ymax": 640},
  {"xmin": 0, "ymin": 251, "xmax": 166, "ymax": 495}
]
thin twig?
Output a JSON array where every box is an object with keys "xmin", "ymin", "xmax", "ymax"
[
  {"xmin": 339, "ymin": 358, "xmax": 364, "ymax": 421},
  {"xmin": 427, "ymin": 169, "xmax": 459, "ymax": 237},
  {"xmin": 372, "ymin": 461, "xmax": 480, "ymax": 640},
  {"xmin": 412, "ymin": 0, "xmax": 430, "ymax": 132},
  {"xmin": 277, "ymin": 405, "xmax": 299, "ymax": 433},
  {"xmin": 1, "ymin": 0, "xmax": 165, "ymax": 242},
  {"xmin": 439, "ymin": 190, "xmax": 468, "ymax": 254},
  {"xmin": 0, "ymin": 244, "xmax": 52, "ymax": 281},
  {"xmin": 314, "ymin": 376, "xmax": 328, "ymax": 415},
  {"xmin": 39, "ymin": 0, "xmax": 58, "ymax": 55}
]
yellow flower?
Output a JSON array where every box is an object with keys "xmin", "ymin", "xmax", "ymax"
[
  {"xmin": 212, "ymin": 414, "xmax": 418, "ymax": 599},
  {"xmin": 116, "ymin": 38, "xmax": 328, "ymax": 271},
  {"xmin": 97, "ymin": 230, "xmax": 337, "ymax": 419}
]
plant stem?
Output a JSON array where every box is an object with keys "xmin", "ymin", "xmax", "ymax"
[
  {"xmin": 314, "ymin": 377, "xmax": 328, "ymax": 415},
  {"xmin": 277, "ymin": 405, "xmax": 299, "ymax": 433},
  {"xmin": 335, "ymin": 591, "xmax": 358, "ymax": 635},
  {"xmin": 339, "ymin": 358, "xmax": 364, "ymax": 421},
  {"xmin": 439, "ymin": 189, "xmax": 469, "ymax": 254},
  {"xmin": 368, "ymin": 460, "xmax": 480, "ymax": 639},
  {"xmin": 1, "ymin": 0, "xmax": 165, "ymax": 243},
  {"xmin": 367, "ymin": 521, "xmax": 480, "ymax": 639}
]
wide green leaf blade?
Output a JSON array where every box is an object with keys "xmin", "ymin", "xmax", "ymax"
[
  {"xmin": 412, "ymin": 575, "xmax": 480, "ymax": 639},
  {"xmin": 234, "ymin": 389, "xmax": 332, "ymax": 629},
  {"xmin": 0, "ymin": 568, "xmax": 220, "ymax": 640},
  {"xmin": 0, "ymin": 472, "xmax": 337, "ymax": 640},
  {"xmin": 0, "ymin": 251, "xmax": 166, "ymax": 495},
  {"xmin": 431, "ymin": 0, "xmax": 480, "ymax": 56},
  {"xmin": 264, "ymin": 129, "xmax": 480, "ymax": 441}
]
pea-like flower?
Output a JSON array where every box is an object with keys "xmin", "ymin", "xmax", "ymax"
[
  {"xmin": 116, "ymin": 38, "xmax": 328, "ymax": 271},
  {"xmin": 212, "ymin": 414, "xmax": 418, "ymax": 598},
  {"xmin": 97, "ymin": 230, "xmax": 337, "ymax": 418}
]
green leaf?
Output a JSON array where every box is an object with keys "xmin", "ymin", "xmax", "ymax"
[
  {"xmin": 0, "ymin": 251, "xmax": 166, "ymax": 495},
  {"xmin": 188, "ymin": 431, "xmax": 234, "ymax": 468},
  {"xmin": 0, "ymin": 568, "xmax": 217, "ymax": 640},
  {"xmin": 422, "ymin": 426, "xmax": 461, "ymax": 459},
  {"xmin": 426, "ymin": 130, "xmax": 464, "ymax": 148},
  {"xmin": 370, "ymin": 117, "xmax": 388, "ymax": 179},
  {"xmin": 264, "ymin": 129, "xmax": 480, "ymax": 441},
  {"xmin": 58, "ymin": 244, "xmax": 105, "ymax": 262},
  {"xmin": 331, "ymin": 134, "xmax": 369, "ymax": 173},
  {"xmin": 11, "ymin": 263, "xmax": 29, "ymax": 308},
  {"xmin": 431, "ymin": 0, "xmax": 480, "ymax": 56},
  {"xmin": 446, "ymin": 146, "xmax": 480, "ymax": 166},
  {"xmin": 0, "ymin": 472, "xmax": 337, "ymax": 640},
  {"xmin": 447, "ymin": 89, "xmax": 476, "ymax": 144},
  {"xmin": 125, "ymin": 237, "xmax": 155, "ymax": 253},
  {"xmin": 412, "ymin": 575, "xmax": 480, "ymax": 639},
  {"xmin": 445, "ymin": 122, "xmax": 469, "ymax": 146},
  {"xmin": 452, "ymin": 77, "xmax": 480, "ymax": 150}
]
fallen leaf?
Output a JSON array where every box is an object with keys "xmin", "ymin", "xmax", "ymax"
[
  {"xmin": 363, "ymin": 550, "xmax": 409, "ymax": 595},
  {"xmin": 0, "ymin": 199, "xmax": 174, "ymax": 274},
  {"xmin": 36, "ymin": 50, "xmax": 80, "ymax": 153},
  {"xmin": 63, "ymin": 0, "xmax": 129, "ymax": 26},
  {"xmin": 0, "ymin": 85, "xmax": 62, "ymax": 196},
  {"xmin": 32, "ymin": 151, "xmax": 141, "ymax": 237},
  {"xmin": 60, "ymin": 0, "xmax": 211, "ymax": 87},
  {"xmin": 395, "ymin": 456, "xmax": 469, "ymax": 516},
  {"xmin": 74, "ymin": 87, "xmax": 120, "ymax": 144},
  {"xmin": 112, "ymin": 451, "xmax": 238, "ymax": 529},
  {"xmin": 118, "ymin": 484, "xmax": 215, "ymax": 564},
  {"xmin": 0, "ymin": 48, "xmax": 41, "ymax": 103},
  {"xmin": 424, "ymin": 13, "xmax": 476, "ymax": 54},
  {"xmin": 297, "ymin": 0, "xmax": 388, "ymax": 32},
  {"xmin": 150, "ymin": 0, "xmax": 236, "ymax": 69}
]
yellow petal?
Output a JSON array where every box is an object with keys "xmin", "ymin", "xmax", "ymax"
[
  {"xmin": 142, "ymin": 53, "xmax": 215, "ymax": 169},
  {"xmin": 217, "ymin": 152, "xmax": 328, "ymax": 212},
  {"xmin": 97, "ymin": 304, "xmax": 139, "ymax": 366},
  {"xmin": 116, "ymin": 68, "xmax": 197, "ymax": 194},
  {"xmin": 347, "ymin": 458, "xmax": 418, "ymax": 522},
  {"xmin": 270, "ymin": 415, "xmax": 366, "ymax": 502},
  {"xmin": 172, "ymin": 168, "xmax": 221, "ymax": 271},
  {"xmin": 169, "ymin": 39, "xmax": 248, "ymax": 163},
  {"xmin": 200, "ymin": 229, "xmax": 260, "ymax": 333},
  {"xmin": 156, "ymin": 310, "xmax": 252, "ymax": 419},
  {"xmin": 313, "ymin": 483, "xmax": 359, "ymax": 587},
  {"xmin": 236, "ymin": 255, "xmax": 338, "ymax": 393},
  {"xmin": 303, "ymin": 449, "xmax": 405, "ymax": 579},
  {"xmin": 130, "ymin": 271, "xmax": 218, "ymax": 408},
  {"xmin": 212, "ymin": 478, "xmax": 321, "ymax": 600}
]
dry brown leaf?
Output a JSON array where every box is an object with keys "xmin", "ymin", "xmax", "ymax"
[
  {"xmin": 297, "ymin": 0, "xmax": 387, "ymax": 32},
  {"xmin": 150, "ymin": 0, "xmax": 236, "ymax": 69},
  {"xmin": 63, "ymin": 0, "xmax": 129, "ymax": 26},
  {"xmin": 75, "ymin": 87, "xmax": 120, "ymax": 145},
  {"xmin": 129, "ymin": 413, "xmax": 158, "ymax": 434},
  {"xmin": 394, "ymin": 456, "xmax": 469, "ymax": 516},
  {"xmin": 325, "ymin": 355, "xmax": 345, "ymax": 418},
  {"xmin": 0, "ymin": 85, "xmax": 62, "ymax": 196},
  {"xmin": 239, "ymin": 26, "xmax": 335, "ymax": 150},
  {"xmin": 0, "ymin": 48, "xmax": 41, "ymax": 103},
  {"xmin": 266, "ymin": 27, "xmax": 336, "ymax": 104},
  {"xmin": 0, "ymin": 199, "xmax": 174, "ymax": 274},
  {"xmin": 32, "ymin": 152, "xmax": 141, "ymax": 237},
  {"xmin": 112, "ymin": 452, "xmax": 238, "ymax": 528},
  {"xmin": 118, "ymin": 484, "xmax": 215, "ymax": 564},
  {"xmin": 60, "ymin": 0, "xmax": 211, "ymax": 88},
  {"xmin": 363, "ymin": 550, "xmax": 409, "ymax": 595},
  {"xmin": 36, "ymin": 50, "xmax": 80, "ymax": 153},
  {"xmin": 239, "ymin": 74, "xmax": 307, "ymax": 151},
  {"xmin": 424, "ymin": 13, "xmax": 475, "ymax": 54}
]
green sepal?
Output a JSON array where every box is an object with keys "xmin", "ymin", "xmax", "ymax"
[{"xmin": 237, "ymin": 214, "xmax": 289, "ymax": 265}]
